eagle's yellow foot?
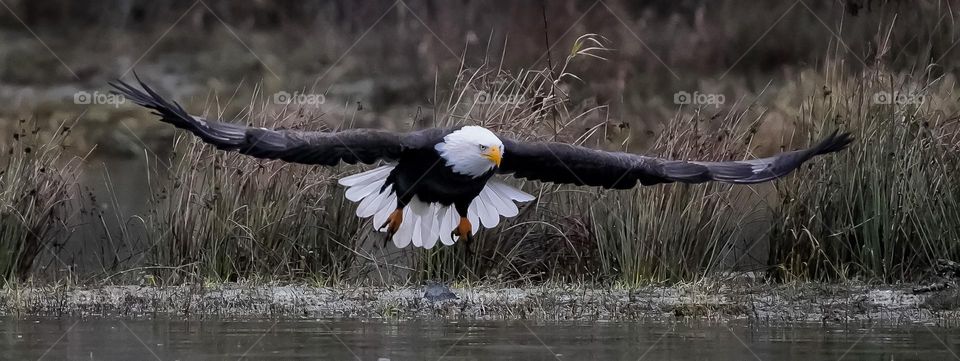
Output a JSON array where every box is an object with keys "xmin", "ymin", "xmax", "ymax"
[
  {"xmin": 380, "ymin": 208, "xmax": 403, "ymax": 235},
  {"xmin": 453, "ymin": 217, "xmax": 472, "ymax": 242}
]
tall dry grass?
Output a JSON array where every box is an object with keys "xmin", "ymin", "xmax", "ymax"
[
  {"xmin": 588, "ymin": 117, "xmax": 768, "ymax": 284},
  {"xmin": 768, "ymin": 69, "xmax": 960, "ymax": 281},
  {"xmin": 0, "ymin": 119, "xmax": 83, "ymax": 283},
  {"xmin": 140, "ymin": 105, "xmax": 371, "ymax": 283}
]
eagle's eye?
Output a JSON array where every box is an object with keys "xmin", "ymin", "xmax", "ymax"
[{"xmin": 479, "ymin": 145, "xmax": 488, "ymax": 151}]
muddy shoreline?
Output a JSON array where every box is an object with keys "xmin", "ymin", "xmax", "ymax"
[{"xmin": 3, "ymin": 282, "xmax": 958, "ymax": 324}]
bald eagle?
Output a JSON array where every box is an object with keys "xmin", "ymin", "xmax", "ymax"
[{"xmin": 111, "ymin": 79, "xmax": 853, "ymax": 249}]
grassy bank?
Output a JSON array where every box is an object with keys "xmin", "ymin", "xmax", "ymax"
[{"xmin": 1, "ymin": 280, "xmax": 949, "ymax": 323}]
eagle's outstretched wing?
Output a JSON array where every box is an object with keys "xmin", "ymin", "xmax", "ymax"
[
  {"xmin": 498, "ymin": 132, "xmax": 853, "ymax": 189},
  {"xmin": 111, "ymin": 78, "xmax": 439, "ymax": 166}
]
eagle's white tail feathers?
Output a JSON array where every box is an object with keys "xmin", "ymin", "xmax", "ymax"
[
  {"xmin": 341, "ymin": 166, "xmax": 536, "ymax": 249},
  {"xmin": 438, "ymin": 206, "xmax": 458, "ymax": 246},
  {"xmin": 488, "ymin": 180, "xmax": 536, "ymax": 202},
  {"xmin": 407, "ymin": 198, "xmax": 433, "ymax": 248},
  {"xmin": 338, "ymin": 165, "xmax": 394, "ymax": 187},
  {"xmin": 393, "ymin": 206, "xmax": 415, "ymax": 248},
  {"xmin": 344, "ymin": 179, "xmax": 385, "ymax": 202},
  {"xmin": 476, "ymin": 190, "xmax": 501, "ymax": 228},
  {"xmin": 466, "ymin": 180, "xmax": 534, "ymax": 234},
  {"xmin": 340, "ymin": 164, "xmax": 398, "ymax": 232},
  {"xmin": 371, "ymin": 194, "xmax": 397, "ymax": 229},
  {"xmin": 466, "ymin": 201, "xmax": 481, "ymax": 236},
  {"xmin": 419, "ymin": 203, "xmax": 440, "ymax": 249},
  {"xmin": 410, "ymin": 214, "xmax": 423, "ymax": 247},
  {"xmin": 483, "ymin": 187, "xmax": 514, "ymax": 222},
  {"xmin": 485, "ymin": 184, "xmax": 520, "ymax": 217},
  {"xmin": 357, "ymin": 184, "xmax": 393, "ymax": 218}
]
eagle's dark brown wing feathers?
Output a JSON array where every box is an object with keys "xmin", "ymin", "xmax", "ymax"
[
  {"xmin": 497, "ymin": 141, "xmax": 670, "ymax": 189},
  {"xmin": 499, "ymin": 131, "xmax": 852, "ymax": 188},
  {"xmin": 111, "ymin": 78, "xmax": 410, "ymax": 166},
  {"xmin": 114, "ymin": 77, "xmax": 851, "ymax": 186},
  {"xmin": 725, "ymin": 130, "xmax": 853, "ymax": 184}
]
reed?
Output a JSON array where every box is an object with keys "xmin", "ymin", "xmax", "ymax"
[
  {"xmin": 0, "ymin": 119, "xmax": 82, "ymax": 283},
  {"xmin": 767, "ymin": 70, "xmax": 960, "ymax": 281},
  {"xmin": 140, "ymin": 99, "xmax": 365, "ymax": 283}
]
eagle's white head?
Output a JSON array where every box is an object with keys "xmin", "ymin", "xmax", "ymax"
[{"xmin": 435, "ymin": 126, "xmax": 504, "ymax": 178}]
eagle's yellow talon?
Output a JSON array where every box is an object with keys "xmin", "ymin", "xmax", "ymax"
[
  {"xmin": 381, "ymin": 208, "xmax": 403, "ymax": 234},
  {"xmin": 455, "ymin": 217, "xmax": 472, "ymax": 241}
]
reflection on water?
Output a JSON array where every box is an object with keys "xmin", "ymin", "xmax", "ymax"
[{"xmin": 4, "ymin": 317, "xmax": 959, "ymax": 360}]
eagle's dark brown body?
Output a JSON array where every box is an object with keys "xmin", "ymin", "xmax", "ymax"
[{"xmin": 389, "ymin": 141, "xmax": 496, "ymax": 216}]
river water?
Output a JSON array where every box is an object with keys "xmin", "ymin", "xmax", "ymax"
[{"xmin": 3, "ymin": 317, "xmax": 958, "ymax": 360}]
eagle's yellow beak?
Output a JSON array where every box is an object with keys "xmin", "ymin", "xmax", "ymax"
[{"xmin": 484, "ymin": 146, "xmax": 502, "ymax": 167}]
